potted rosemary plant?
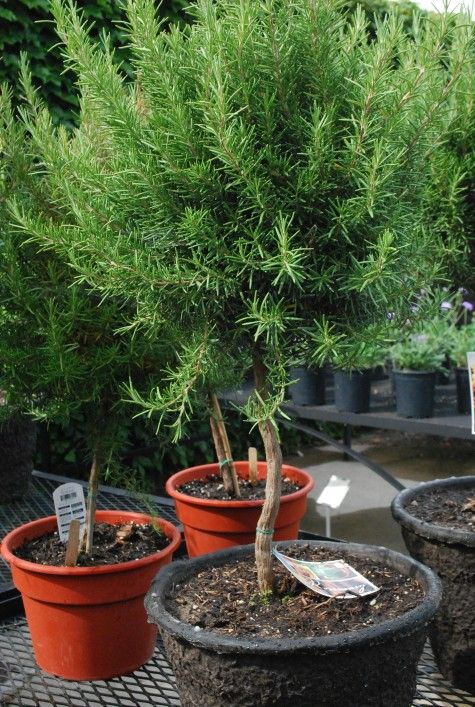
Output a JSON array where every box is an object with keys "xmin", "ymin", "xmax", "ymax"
[
  {"xmin": 13, "ymin": 0, "xmax": 472, "ymax": 702},
  {"xmin": 0, "ymin": 84, "xmax": 181, "ymax": 680}
]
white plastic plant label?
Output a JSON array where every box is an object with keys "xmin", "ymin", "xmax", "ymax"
[
  {"xmin": 467, "ymin": 352, "xmax": 475, "ymax": 434},
  {"xmin": 272, "ymin": 547, "xmax": 379, "ymax": 598},
  {"xmin": 316, "ymin": 475, "xmax": 350, "ymax": 510},
  {"xmin": 53, "ymin": 483, "xmax": 86, "ymax": 543}
]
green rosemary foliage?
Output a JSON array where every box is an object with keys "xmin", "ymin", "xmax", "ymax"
[
  {"xmin": 11, "ymin": 0, "xmax": 474, "ymax": 434},
  {"xmin": 0, "ymin": 83, "xmax": 173, "ymax": 478}
]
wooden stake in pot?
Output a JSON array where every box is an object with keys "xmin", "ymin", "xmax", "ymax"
[
  {"xmin": 248, "ymin": 447, "xmax": 258, "ymax": 486},
  {"xmin": 65, "ymin": 519, "xmax": 81, "ymax": 567}
]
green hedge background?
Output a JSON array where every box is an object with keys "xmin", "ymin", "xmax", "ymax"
[{"xmin": 0, "ymin": 0, "xmax": 187, "ymax": 125}]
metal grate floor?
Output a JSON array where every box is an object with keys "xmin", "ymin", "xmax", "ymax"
[
  {"xmin": 0, "ymin": 472, "xmax": 474, "ymax": 706},
  {"xmin": 0, "ymin": 618, "xmax": 474, "ymax": 707},
  {"xmin": 0, "ymin": 616, "xmax": 180, "ymax": 706}
]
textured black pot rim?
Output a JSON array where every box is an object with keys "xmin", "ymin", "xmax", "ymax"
[
  {"xmin": 146, "ymin": 540, "xmax": 441, "ymax": 655},
  {"xmin": 392, "ymin": 476, "xmax": 475, "ymax": 548}
]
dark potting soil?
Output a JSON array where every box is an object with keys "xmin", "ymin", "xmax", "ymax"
[
  {"xmin": 177, "ymin": 474, "xmax": 301, "ymax": 500},
  {"xmin": 166, "ymin": 544, "xmax": 424, "ymax": 639},
  {"xmin": 14, "ymin": 522, "xmax": 170, "ymax": 567},
  {"xmin": 405, "ymin": 486, "xmax": 475, "ymax": 532}
]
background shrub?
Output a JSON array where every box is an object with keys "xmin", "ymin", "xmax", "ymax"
[{"xmin": 0, "ymin": 0, "xmax": 187, "ymax": 126}]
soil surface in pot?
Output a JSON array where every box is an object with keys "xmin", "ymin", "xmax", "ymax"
[
  {"xmin": 14, "ymin": 522, "xmax": 171, "ymax": 567},
  {"xmin": 165, "ymin": 544, "xmax": 424, "ymax": 639},
  {"xmin": 405, "ymin": 486, "xmax": 475, "ymax": 531},
  {"xmin": 177, "ymin": 474, "xmax": 301, "ymax": 500}
]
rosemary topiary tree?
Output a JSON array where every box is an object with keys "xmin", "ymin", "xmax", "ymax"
[{"xmin": 13, "ymin": 0, "xmax": 472, "ymax": 589}]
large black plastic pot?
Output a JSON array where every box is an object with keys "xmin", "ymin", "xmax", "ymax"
[
  {"xmin": 392, "ymin": 477, "xmax": 475, "ymax": 694},
  {"xmin": 393, "ymin": 370, "xmax": 436, "ymax": 418},
  {"xmin": 0, "ymin": 414, "xmax": 37, "ymax": 503},
  {"xmin": 146, "ymin": 541, "xmax": 441, "ymax": 707},
  {"xmin": 333, "ymin": 369, "xmax": 371, "ymax": 413},
  {"xmin": 289, "ymin": 366, "xmax": 325, "ymax": 406},
  {"xmin": 455, "ymin": 367, "xmax": 471, "ymax": 415}
]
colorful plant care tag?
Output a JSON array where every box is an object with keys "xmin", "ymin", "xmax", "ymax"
[
  {"xmin": 272, "ymin": 547, "xmax": 379, "ymax": 599},
  {"xmin": 467, "ymin": 352, "xmax": 475, "ymax": 434},
  {"xmin": 53, "ymin": 483, "xmax": 86, "ymax": 543}
]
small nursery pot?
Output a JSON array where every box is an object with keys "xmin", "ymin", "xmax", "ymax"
[
  {"xmin": 166, "ymin": 462, "xmax": 314, "ymax": 557},
  {"xmin": 455, "ymin": 367, "xmax": 471, "ymax": 415},
  {"xmin": 0, "ymin": 415, "xmax": 37, "ymax": 502},
  {"xmin": 392, "ymin": 477, "xmax": 475, "ymax": 693},
  {"xmin": 146, "ymin": 541, "xmax": 441, "ymax": 707},
  {"xmin": 393, "ymin": 370, "xmax": 436, "ymax": 418},
  {"xmin": 334, "ymin": 369, "xmax": 371, "ymax": 413},
  {"xmin": 289, "ymin": 366, "xmax": 326, "ymax": 406},
  {"xmin": 1, "ymin": 510, "xmax": 181, "ymax": 680}
]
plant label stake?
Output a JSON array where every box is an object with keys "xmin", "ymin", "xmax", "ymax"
[
  {"xmin": 65, "ymin": 519, "xmax": 81, "ymax": 567},
  {"xmin": 53, "ymin": 482, "xmax": 86, "ymax": 543},
  {"xmin": 248, "ymin": 447, "xmax": 258, "ymax": 486},
  {"xmin": 317, "ymin": 475, "xmax": 350, "ymax": 537}
]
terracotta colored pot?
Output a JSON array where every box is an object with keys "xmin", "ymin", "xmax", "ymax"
[
  {"xmin": 166, "ymin": 461, "xmax": 314, "ymax": 557},
  {"xmin": 1, "ymin": 510, "xmax": 181, "ymax": 680}
]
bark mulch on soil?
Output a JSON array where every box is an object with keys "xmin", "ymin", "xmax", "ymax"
[
  {"xmin": 14, "ymin": 522, "xmax": 170, "ymax": 567},
  {"xmin": 405, "ymin": 486, "xmax": 475, "ymax": 531},
  {"xmin": 167, "ymin": 544, "xmax": 424, "ymax": 639},
  {"xmin": 177, "ymin": 474, "xmax": 301, "ymax": 501}
]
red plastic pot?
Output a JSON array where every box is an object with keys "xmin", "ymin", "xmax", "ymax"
[
  {"xmin": 166, "ymin": 461, "xmax": 314, "ymax": 557},
  {"xmin": 1, "ymin": 510, "xmax": 181, "ymax": 680}
]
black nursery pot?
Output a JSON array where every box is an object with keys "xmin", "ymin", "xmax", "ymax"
[
  {"xmin": 146, "ymin": 541, "xmax": 441, "ymax": 707},
  {"xmin": 392, "ymin": 477, "xmax": 475, "ymax": 694},
  {"xmin": 289, "ymin": 366, "xmax": 326, "ymax": 406},
  {"xmin": 393, "ymin": 370, "xmax": 436, "ymax": 418},
  {"xmin": 455, "ymin": 367, "xmax": 471, "ymax": 415},
  {"xmin": 334, "ymin": 369, "xmax": 371, "ymax": 413},
  {"xmin": 0, "ymin": 414, "xmax": 37, "ymax": 503}
]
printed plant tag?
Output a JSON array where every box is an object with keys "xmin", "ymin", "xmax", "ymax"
[
  {"xmin": 467, "ymin": 352, "xmax": 475, "ymax": 434},
  {"xmin": 273, "ymin": 547, "xmax": 379, "ymax": 598},
  {"xmin": 53, "ymin": 483, "xmax": 86, "ymax": 543}
]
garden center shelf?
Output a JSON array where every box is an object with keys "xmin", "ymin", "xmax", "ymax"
[
  {"xmin": 226, "ymin": 378, "xmax": 474, "ymax": 440},
  {"xmin": 0, "ymin": 473, "xmax": 473, "ymax": 706},
  {"xmin": 224, "ymin": 378, "xmax": 475, "ymax": 493},
  {"xmin": 283, "ymin": 378, "xmax": 474, "ymax": 440}
]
